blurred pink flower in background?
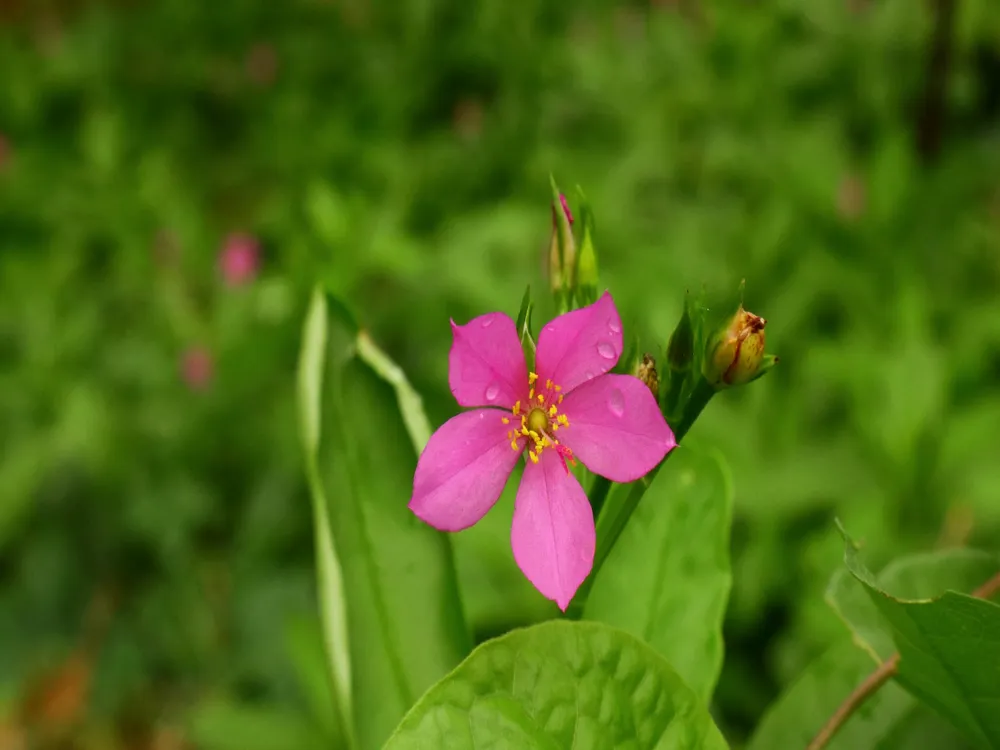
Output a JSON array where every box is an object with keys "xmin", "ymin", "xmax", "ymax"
[
  {"xmin": 245, "ymin": 43, "xmax": 278, "ymax": 87},
  {"xmin": 218, "ymin": 232, "xmax": 260, "ymax": 287},
  {"xmin": 181, "ymin": 347, "xmax": 214, "ymax": 391}
]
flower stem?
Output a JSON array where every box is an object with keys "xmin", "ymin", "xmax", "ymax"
[
  {"xmin": 807, "ymin": 569, "xmax": 1000, "ymax": 750},
  {"xmin": 566, "ymin": 377, "xmax": 716, "ymax": 618}
]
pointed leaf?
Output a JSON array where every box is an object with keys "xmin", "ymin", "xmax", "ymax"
[
  {"xmin": 298, "ymin": 289, "xmax": 471, "ymax": 750},
  {"xmin": 584, "ymin": 445, "xmax": 733, "ymax": 702},
  {"xmin": 751, "ymin": 547, "xmax": 997, "ymax": 749},
  {"xmin": 384, "ymin": 620, "xmax": 728, "ymax": 750},
  {"xmin": 840, "ymin": 525, "xmax": 1000, "ymax": 748}
]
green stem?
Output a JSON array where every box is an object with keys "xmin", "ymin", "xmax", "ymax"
[{"xmin": 566, "ymin": 377, "xmax": 716, "ymax": 618}]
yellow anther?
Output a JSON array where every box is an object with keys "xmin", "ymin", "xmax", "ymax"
[
  {"xmin": 537, "ymin": 393, "xmax": 545, "ymax": 404},
  {"xmin": 529, "ymin": 387, "xmax": 534, "ymax": 399},
  {"xmin": 521, "ymin": 427, "xmax": 530, "ymax": 437},
  {"xmin": 546, "ymin": 379, "xmax": 553, "ymax": 389},
  {"xmin": 501, "ymin": 416, "xmax": 510, "ymax": 424},
  {"xmin": 513, "ymin": 401, "xmax": 521, "ymax": 415},
  {"xmin": 528, "ymin": 372, "xmax": 539, "ymax": 384},
  {"xmin": 557, "ymin": 395, "xmax": 564, "ymax": 404},
  {"xmin": 552, "ymin": 424, "xmax": 559, "ymax": 431},
  {"xmin": 528, "ymin": 430, "xmax": 540, "ymax": 440},
  {"xmin": 548, "ymin": 405, "xmax": 557, "ymax": 417},
  {"xmin": 554, "ymin": 385, "xmax": 562, "ymax": 392},
  {"xmin": 557, "ymin": 414, "xmax": 569, "ymax": 427},
  {"xmin": 529, "ymin": 450, "xmax": 539, "ymax": 463},
  {"xmin": 510, "ymin": 439, "xmax": 519, "ymax": 451}
]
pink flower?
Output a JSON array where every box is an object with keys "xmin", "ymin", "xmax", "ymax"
[
  {"xmin": 181, "ymin": 346, "xmax": 213, "ymax": 391},
  {"xmin": 409, "ymin": 292, "xmax": 676, "ymax": 609},
  {"xmin": 219, "ymin": 233, "xmax": 260, "ymax": 287}
]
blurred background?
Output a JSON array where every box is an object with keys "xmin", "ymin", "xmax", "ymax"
[{"xmin": 2, "ymin": 0, "xmax": 1000, "ymax": 748}]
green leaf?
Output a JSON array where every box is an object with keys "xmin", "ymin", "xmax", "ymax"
[
  {"xmin": 297, "ymin": 288, "xmax": 472, "ymax": 750},
  {"xmin": 747, "ymin": 639, "xmax": 913, "ymax": 750},
  {"xmin": 827, "ymin": 548, "xmax": 999, "ymax": 662},
  {"xmin": 298, "ymin": 289, "xmax": 354, "ymax": 748},
  {"xmin": 749, "ymin": 546, "xmax": 997, "ymax": 749},
  {"xmin": 384, "ymin": 620, "xmax": 728, "ymax": 750},
  {"xmin": 515, "ymin": 284, "xmax": 536, "ymax": 367},
  {"xmin": 583, "ymin": 445, "xmax": 733, "ymax": 703},
  {"xmin": 840, "ymin": 525, "xmax": 1000, "ymax": 748}
]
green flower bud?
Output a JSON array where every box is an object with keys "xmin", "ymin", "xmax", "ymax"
[
  {"xmin": 666, "ymin": 298, "xmax": 694, "ymax": 373},
  {"xmin": 548, "ymin": 178, "xmax": 576, "ymax": 306},
  {"xmin": 704, "ymin": 305, "xmax": 769, "ymax": 387}
]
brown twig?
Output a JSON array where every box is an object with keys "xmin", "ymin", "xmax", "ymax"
[{"xmin": 807, "ymin": 569, "xmax": 1000, "ymax": 750}]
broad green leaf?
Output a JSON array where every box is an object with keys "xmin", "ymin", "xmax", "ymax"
[
  {"xmin": 840, "ymin": 527, "xmax": 1000, "ymax": 748},
  {"xmin": 584, "ymin": 445, "xmax": 733, "ymax": 702},
  {"xmin": 747, "ymin": 639, "xmax": 913, "ymax": 750},
  {"xmin": 749, "ymin": 547, "xmax": 998, "ymax": 749},
  {"xmin": 298, "ymin": 289, "xmax": 471, "ymax": 750},
  {"xmin": 827, "ymin": 549, "xmax": 998, "ymax": 662},
  {"xmin": 384, "ymin": 620, "xmax": 728, "ymax": 750}
]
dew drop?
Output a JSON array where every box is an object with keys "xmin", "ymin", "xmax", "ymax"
[
  {"xmin": 583, "ymin": 369, "xmax": 596, "ymax": 381},
  {"xmin": 597, "ymin": 341, "xmax": 616, "ymax": 360},
  {"xmin": 481, "ymin": 315, "xmax": 495, "ymax": 328},
  {"xmin": 484, "ymin": 382, "xmax": 500, "ymax": 402},
  {"xmin": 608, "ymin": 388, "xmax": 625, "ymax": 417},
  {"xmin": 608, "ymin": 317, "xmax": 621, "ymax": 333}
]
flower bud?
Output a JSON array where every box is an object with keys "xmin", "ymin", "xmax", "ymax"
[
  {"xmin": 704, "ymin": 305, "xmax": 768, "ymax": 387},
  {"xmin": 666, "ymin": 298, "xmax": 694, "ymax": 373},
  {"xmin": 633, "ymin": 353, "xmax": 660, "ymax": 400},
  {"xmin": 548, "ymin": 179, "xmax": 576, "ymax": 303},
  {"xmin": 575, "ymin": 191, "xmax": 599, "ymax": 306}
]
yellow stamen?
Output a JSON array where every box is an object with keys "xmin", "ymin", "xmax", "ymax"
[
  {"xmin": 557, "ymin": 395, "xmax": 564, "ymax": 404},
  {"xmin": 554, "ymin": 385, "xmax": 562, "ymax": 392},
  {"xmin": 528, "ymin": 372, "xmax": 539, "ymax": 384},
  {"xmin": 510, "ymin": 439, "xmax": 519, "ymax": 451},
  {"xmin": 529, "ymin": 450, "xmax": 539, "ymax": 463},
  {"xmin": 546, "ymin": 379, "xmax": 553, "ymax": 389},
  {"xmin": 501, "ymin": 416, "xmax": 510, "ymax": 424},
  {"xmin": 529, "ymin": 387, "xmax": 534, "ymax": 399},
  {"xmin": 521, "ymin": 427, "xmax": 530, "ymax": 437},
  {"xmin": 512, "ymin": 401, "xmax": 521, "ymax": 416},
  {"xmin": 548, "ymin": 405, "xmax": 557, "ymax": 417},
  {"xmin": 557, "ymin": 414, "xmax": 569, "ymax": 427},
  {"xmin": 537, "ymin": 393, "xmax": 545, "ymax": 404}
]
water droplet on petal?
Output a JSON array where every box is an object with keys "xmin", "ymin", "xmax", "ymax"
[
  {"xmin": 481, "ymin": 315, "xmax": 494, "ymax": 328},
  {"xmin": 608, "ymin": 317, "xmax": 621, "ymax": 333},
  {"xmin": 608, "ymin": 388, "xmax": 625, "ymax": 417},
  {"xmin": 597, "ymin": 341, "xmax": 616, "ymax": 360},
  {"xmin": 484, "ymin": 382, "xmax": 500, "ymax": 401},
  {"xmin": 584, "ymin": 369, "xmax": 596, "ymax": 381}
]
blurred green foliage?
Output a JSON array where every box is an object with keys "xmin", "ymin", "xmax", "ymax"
[{"xmin": 2, "ymin": 0, "xmax": 1000, "ymax": 747}]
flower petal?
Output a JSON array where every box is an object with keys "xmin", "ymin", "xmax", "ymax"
[
  {"xmin": 510, "ymin": 451, "xmax": 595, "ymax": 611},
  {"xmin": 449, "ymin": 312, "xmax": 528, "ymax": 409},
  {"xmin": 535, "ymin": 291, "xmax": 623, "ymax": 393},
  {"xmin": 409, "ymin": 409, "xmax": 522, "ymax": 531},
  {"xmin": 558, "ymin": 374, "xmax": 676, "ymax": 483}
]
